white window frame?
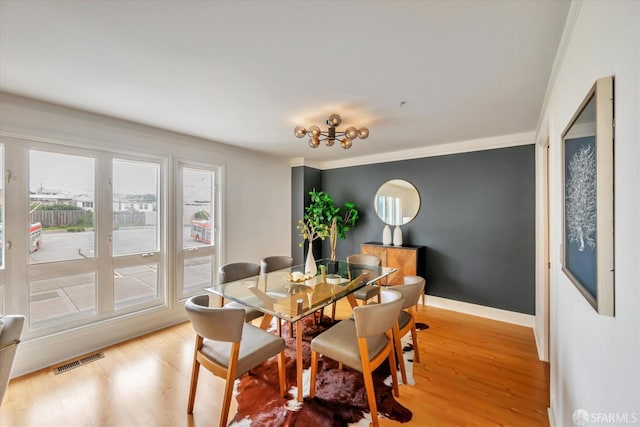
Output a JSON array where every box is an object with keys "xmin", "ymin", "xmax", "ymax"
[{"xmin": 175, "ymin": 159, "xmax": 222, "ymax": 302}]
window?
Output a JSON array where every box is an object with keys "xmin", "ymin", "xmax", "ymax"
[
  {"xmin": 178, "ymin": 164, "xmax": 218, "ymax": 299},
  {"xmin": 29, "ymin": 151, "xmax": 95, "ymax": 265},
  {"xmin": 112, "ymin": 158, "xmax": 161, "ymax": 309},
  {"xmin": 26, "ymin": 149, "xmax": 164, "ymax": 332},
  {"xmin": 28, "ymin": 150, "xmax": 97, "ymax": 328}
]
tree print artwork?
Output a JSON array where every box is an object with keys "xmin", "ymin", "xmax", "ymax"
[
  {"xmin": 563, "ymin": 135, "xmax": 597, "ymax": 299},
  {"xmin": 565, "ymin": 144, "xmax": 597, "ymax": 252}
]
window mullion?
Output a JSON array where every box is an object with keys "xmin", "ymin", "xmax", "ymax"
[{"xmin": 96, "ymin": 154, "xmax": 114, "ymax": 315}]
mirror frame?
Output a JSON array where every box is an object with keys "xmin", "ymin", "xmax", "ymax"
[{"xmin": 374, "ymin": 179, "xmax": 420, "ymax": 226}]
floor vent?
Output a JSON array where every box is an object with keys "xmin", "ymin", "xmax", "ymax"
[{"xmin": 53, "ymin": 352, "xmax": 105, "ymax": 375}]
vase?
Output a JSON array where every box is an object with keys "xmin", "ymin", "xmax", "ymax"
[
  {"xmin": 326, "ymin": 259, "xmax": 338, "ymax": 274},
  {"xmin": 393, "ymin": 225, "xmax": 403, "ymax": 246},
  {"xmin": 305, "ymin": 244, "xmax": 317, "ymax": 276},
  {"xmin": 382, "ymin": 225, "xmax": 392, "ymax": 245}
]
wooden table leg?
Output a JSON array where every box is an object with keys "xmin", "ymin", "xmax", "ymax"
[
  {"xmin": 346, "ymin": 294, "xmax": 358, "ymax": 309},
  {"xmin": 296, "ymin": 318, "xmax": 303, "ymax": 401},
  {"xmin": 258, "ymin": 314, "xmax": 273, "ymax": 330}
]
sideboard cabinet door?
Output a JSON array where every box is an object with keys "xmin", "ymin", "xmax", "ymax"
[{"xmin": 361, "ymin": 242, "xmax": 425, "ymax": 286}]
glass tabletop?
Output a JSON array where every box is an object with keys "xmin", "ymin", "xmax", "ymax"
[{"xmin": 206, "ymin": 259, "xmax": 396, "ymax": 322}]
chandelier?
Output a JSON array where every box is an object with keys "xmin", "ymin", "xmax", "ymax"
[{"xmin": 294, "ymin": 113, "xmax": 369, "ymax": 149}]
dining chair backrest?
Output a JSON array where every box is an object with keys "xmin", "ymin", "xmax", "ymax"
[
  {"xmin": 218, "ymin": 262, "xmax": 261, "ymax": 284},
  {"xmin": 346, "ymin": 253, "xmax": 382, "ymax": 267},
  {"xmin": 353, "ymin": 289, "xmax": 403, "ymax": 338},
  {"xmin": 185, "ymin": 294, "xmax": 287, "ymax": 425},
  {"xmin": 0, "ymin": 314, "xmax": 25, "ymax": 405},
  {"xmin": 185, "ymin": 295, "xmax": 245, "ymax": 343},
  {"xmin": 393, "ymin": 276, "xmax": 426, "ymax": 309},
  {"xmin": 403, "ymin": 275, "xmax": 424, "ymax": 286},
  {"xmin": 260, "ymin": 256, "xmax": 294, "ymax": 274}
]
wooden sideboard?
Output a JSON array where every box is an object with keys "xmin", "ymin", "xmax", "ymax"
[{"xmin": 360, "ymin": 242, "xmax": 426, "ymax": 285}]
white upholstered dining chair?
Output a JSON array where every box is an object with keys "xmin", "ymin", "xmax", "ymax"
[
  {"xmin": 218, "ymin": 262, "xmax": 264, "ymax": 322},
  {"xmin": 309, "ymin": 289, "xmax": 404, "ymax": 427},
  {"xmin": 347, "ymin": 253, "xmax": 383, "ymax": 305},
  {"xmin": 260, "ymin": 255, "xmax": 294, "ymax": 334},
  {"xmin": 390, "ymin": 275, "xmax": 426, "ymax": 384},
  {"xmin": 185, "ymin": 295, "xmax": 286, "ymax": 427}
]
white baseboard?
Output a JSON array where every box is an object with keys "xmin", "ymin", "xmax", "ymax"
[
  {"xmin": 533, "ymin": 326, "xmax": 550, "ymax": 362},
  {"xmin": 548, "ymin": 406, "xmax": 556, "ymax": 427},
  {"xmin": 12, "ymin": 306, "xmax": 188, "ymax": 377},
  {"xmin": 425, "ymin": 295, "xmax": 535, "ymax": 328}
]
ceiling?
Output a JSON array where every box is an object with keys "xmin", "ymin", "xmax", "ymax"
[{"xmin": 0, "ymin": 0, "xmax": 570, "ymax": 163}]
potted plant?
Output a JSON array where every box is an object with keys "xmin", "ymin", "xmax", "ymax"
[{"xmin": 297, "ymin": 190, "xmax": 359, "ymax": 274}]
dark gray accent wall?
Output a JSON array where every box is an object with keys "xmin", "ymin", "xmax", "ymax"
[
  {"xmin": 291, "ymin": 165, "xmax": 322, "ymax": 265},
  {"xmin": 292, "ymin": 145, "xmax": 536, "ymax": 315}
]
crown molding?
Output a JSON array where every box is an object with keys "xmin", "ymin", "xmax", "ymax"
[
  {"xmin": 290, "ymin": 130, "xmax": 535, "ymax": 171},
  {"xmin": 535, "ymin": 0, "xmax": 583, "ymax": 145},
  {"xmin": 288, "ymin": 157, "xmax": 323, "ymax": 170}
]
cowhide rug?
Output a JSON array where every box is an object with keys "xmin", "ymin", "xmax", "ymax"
[{"xmin": 229, "ymin": 315, "xmax": 428, "ymax": 427}]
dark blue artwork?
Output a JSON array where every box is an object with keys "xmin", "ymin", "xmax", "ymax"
[{"xmin": 564, "ymin": 136, "xmax": 597, "ymax": 299}]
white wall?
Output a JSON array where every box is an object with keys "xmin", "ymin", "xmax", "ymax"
[
  {"xmin": 538, "ymin": 1, "xmax": 639, "ymax": 425},
  {"xmin": 0, "ymin": 93, "xmax": 292, "ymax": 375}
]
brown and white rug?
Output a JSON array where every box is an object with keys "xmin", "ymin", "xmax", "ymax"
[{"xmin": 229, "ymin": 315, "xmax": 428, "ymax": 427}]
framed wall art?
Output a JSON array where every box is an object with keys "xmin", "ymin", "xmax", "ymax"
[{"xmin": 561, "ymin": 76, "xmax": 614, "ymax": 316}]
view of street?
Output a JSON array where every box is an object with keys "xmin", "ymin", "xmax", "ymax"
[{"xmin": 29, "ymin": 226, "xmax": 209, "ymax": 326}]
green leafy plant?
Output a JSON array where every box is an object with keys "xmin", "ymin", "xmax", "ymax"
[
  {"xmin": 297, "ymin": 190, "xmax": 359, "ymax": 261},
  {"xmin": 328, "ymin": 201, "xmax": 359, "ymax": 261},
  {"xmin": 297, "ymin": 190, "xmax": 332, "ymax": 246}
]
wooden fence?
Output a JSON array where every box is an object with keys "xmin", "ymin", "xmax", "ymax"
[
  {"xmin": 30, "ymin": 211, "xmax": 145, "ymax": 227},
  {"xmin": 30, "ymin": 210, "xmax": 87, "ymax": 227}
]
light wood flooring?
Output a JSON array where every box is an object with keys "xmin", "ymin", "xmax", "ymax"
[{"xmin": 0, "ymin": 301, "xmax": 549, "ymax": 426}]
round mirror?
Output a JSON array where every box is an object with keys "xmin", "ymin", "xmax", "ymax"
[{"xmin": 374, "ymin": 179, "xmax": 420, "ymax": 226}]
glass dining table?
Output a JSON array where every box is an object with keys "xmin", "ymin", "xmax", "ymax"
[{"xmin": 206, "ymin": 259, "xmax": 397, "ymax": 401}]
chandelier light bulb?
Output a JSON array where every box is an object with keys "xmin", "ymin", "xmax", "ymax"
[
  {"xmin": 341, "ymin": 138, "xmax": 352, "ymax": 149},
  {"xmin": 328, "ymin": 113, "xmax": 342, "ymax": 127},
  {"xmin": 325, "ymin": 138, "xmax": 335, "ymax": 147},
  {"xmin": 294, "ymin": 126, "xmax": 307, "ymax": 138},
  {"xmin": 309, "ymin": 137, "xmax": 320, "ymax": 148},
  {"xmin": 308, "ymin": 125, "xmax": 321, "ymax": 137},
  {"xmin": 357, "ymin": 127, "xmax": 369, "ymax": 139},
  {"xmin": 345, "ymin": 127, "xmax": 358, "ymax": 140}
]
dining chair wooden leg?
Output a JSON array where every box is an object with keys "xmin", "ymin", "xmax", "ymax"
[
  {"xmin": 187, "ymin": 336, "xmax": 203, "ymax": 414},
  {"xmin": 219, "ymin": 343, "xmax": 240, "ymax": 427},
  {"xmin": 331, "ymin": 302, "xmax": 337, "ymax": 322},
  {"xmin": 394, "ymin": 328, "xmax": 408, "ymax": 384},
  {"xmin": 309, "ymin": 350, "xmax": 318, "ymax": 398},
  {"xmin": 411, "ymin": 323, "xmax": 420, "ymax": 363},
  {"xmin": 389, "ymin": 328, "xmax": 401, "ymax": 398},
  {"xmin": 277, "ymin": 351, "xmax": 287, "ymax": 397},
  {"xmin": 359, "ymin": 352, "xmax": 379, "ymax": 427}
]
